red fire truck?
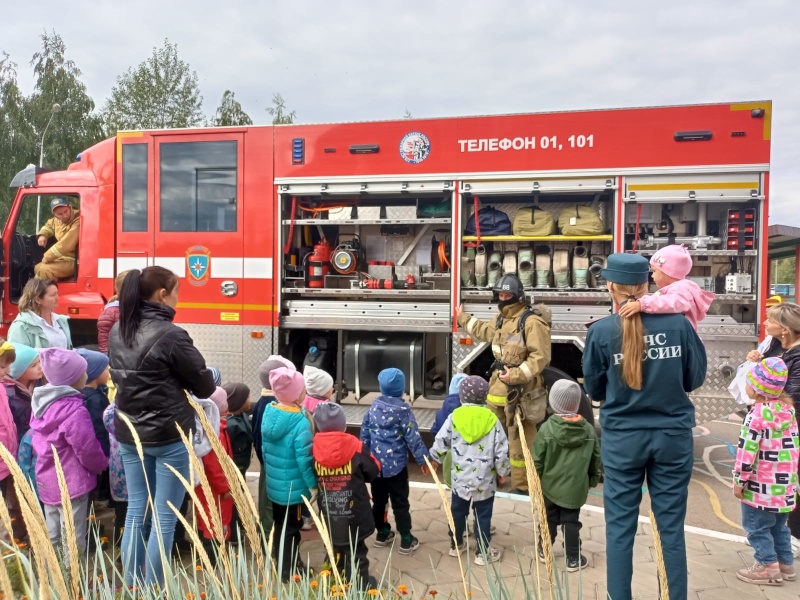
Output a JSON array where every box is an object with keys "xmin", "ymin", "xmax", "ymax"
[{"xmin": 1, "ymin": 101, "xmax": 771, "ymax": 428}]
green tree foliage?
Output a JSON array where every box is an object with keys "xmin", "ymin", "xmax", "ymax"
[
  {"xmin": 0, "ymin": 53, "xmax": 31, "ymax": 221},
  {"xmin": 774, "ymin": 257, "xmax": 797, "ymax": 284},
  {"xmin": 212, "ymin": 90, "xmax": 253, "ymax": 127},
  {"xmin": 102, "ymin": 39, "xmax": 203, "ymax": 132},
  {"xmin": 266, "ymin": 92, "xmax": 296, "ymax": 124}
]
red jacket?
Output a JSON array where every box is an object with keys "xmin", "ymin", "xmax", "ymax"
[
  {"xmin": 194, "ymin": 420, "xmax": 234, "ymax": 540},
  {"xmin": 97, "ymin": 301, "xmax": 120, "ymax": 354}
]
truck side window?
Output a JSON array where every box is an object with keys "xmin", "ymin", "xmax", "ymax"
[
  {"xmin": 159, "ymin": 141, "xmax": 237, "ymax": 232},
  {"xmin": 122, "ymin": 143, "xmax": 148, "ymax": 232}
]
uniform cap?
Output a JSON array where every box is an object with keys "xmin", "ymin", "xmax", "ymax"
[
  {"xmin": 50, "ymin": 197, "xmax": 70, "ymax": 212},
  {"xmin": 600, "ymin": 253, "xmax": 650, "ymax": 285}
]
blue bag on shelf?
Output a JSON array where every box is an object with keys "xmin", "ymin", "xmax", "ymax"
[{"xmin": 464, "ymin": 206, "xmax": 512, "ymax": 236}]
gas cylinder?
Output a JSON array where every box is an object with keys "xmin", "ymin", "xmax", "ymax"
[{"xmin": 305, "ymin": 240, "xmax": 331, "ymax": 288}]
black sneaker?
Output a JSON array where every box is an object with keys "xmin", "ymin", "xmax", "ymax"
[
  {"xmin": 399, "ymin": 534, "xmax": 420, "ymax": 555},
  {"xmin": 566, "ymin": 555, "xmax": 588, "ymax": 572},
  {"xmin": 373, "ymin": 530, "xmax": 396, "ymax": 548}
]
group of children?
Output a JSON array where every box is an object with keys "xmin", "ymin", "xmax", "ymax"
[{"xmin": 253, "ymin": 354, "xmax": 603, "ymax": 588}]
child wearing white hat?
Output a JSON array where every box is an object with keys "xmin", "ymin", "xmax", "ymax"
[{"xmin": 301, "ymin": 365, "xmax": 334, "ymax": 413}]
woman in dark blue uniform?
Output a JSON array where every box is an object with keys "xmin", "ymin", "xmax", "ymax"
[{"xmin": 582, "ymin": 253, "xmax": 707, "ymax": 600}]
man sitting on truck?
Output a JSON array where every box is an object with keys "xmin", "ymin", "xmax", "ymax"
[
  {"xmin": 34, "ymin": 197, "xmax": 80, "ymax": 280},
  {"xmin": 457, "ymin": 274, "xmax": 552, "ymax": 493}
]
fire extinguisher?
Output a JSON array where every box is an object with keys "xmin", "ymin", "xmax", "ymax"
[{"xmin": 304, "ymin": 240, "xmax": 331, "ymax": 288}]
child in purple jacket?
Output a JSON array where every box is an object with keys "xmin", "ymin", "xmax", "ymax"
[{"xmin": 30, "ymin": 348, "xmax": 108, "ymax": 557}]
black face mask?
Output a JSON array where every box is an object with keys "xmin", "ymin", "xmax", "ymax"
[{"xmin": 498, "ymin": 297, "xmax": 519, "ymax": 311}]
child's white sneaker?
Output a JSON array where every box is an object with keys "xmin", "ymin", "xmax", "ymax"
[
  {"xmin": 449, "ymin": 540, "xmax": 468, "ymax": 557},
  {"xmin": 474, "ymin": 545, "xmax": 503, "ymax": 565},
  {"xmin": 792, "ymin": 536, "xmax": 800, "ymax": 558},
  {"xmin": 301, "ymin": 516, "xmax": 314, "ymax": 531}
]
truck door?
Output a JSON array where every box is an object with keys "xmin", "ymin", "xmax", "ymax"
[{"xmin": 151, "ymin": 133, "xmax": 246, "ymax": 329}]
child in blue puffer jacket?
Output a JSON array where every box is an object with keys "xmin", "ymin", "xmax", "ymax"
[
  {"xmin": 261, "ymin": 367, "xmax": 317, "ymax": 582},
  {"xmin": 361, "ymin": 368, "xmax": 429, "ymax": 555}
]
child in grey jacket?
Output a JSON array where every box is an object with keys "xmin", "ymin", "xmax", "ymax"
[{"xmin": 430, "ymin": 375, "xmax": 510, "ymax": 566}]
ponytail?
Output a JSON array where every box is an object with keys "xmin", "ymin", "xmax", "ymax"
[
  {"xmin": 118, "ymin": 266, "xmax": 179, "ymax": 348},
  {"xmin": 613, "ymin": 282, "xmax": 649, "ymax": 390},
  {"xmin": 119, "ymin": 269, "xmax": 144, "ymax": 348}
]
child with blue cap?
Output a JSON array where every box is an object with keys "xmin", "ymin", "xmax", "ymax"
[{"xmin": 361, "ymin": 367, "xmax": 429, "ymax": 555}]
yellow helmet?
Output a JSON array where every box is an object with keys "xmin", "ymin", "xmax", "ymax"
[{"xmin": 766, "ymin": 295, "xmax": 784, "ymax": 308}]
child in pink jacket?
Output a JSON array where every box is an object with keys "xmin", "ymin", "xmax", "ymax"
[
  {"xmin": 618, "ymin": 244, "xmax": 714, "ymax": 330},
  {"xmin": 733, "ymin": 358, "xmax": 799, "ymax": 587},
  {"xmin": 30, "ymin": 348, "xmax": 108, "ymax": 557},
  {"xmin": 301, "ymin": 365, "xmax": 334, "ymax": 413},
  {"xmin": 0, "ymin": 341, "xmax": 19, "ymax": 508}
]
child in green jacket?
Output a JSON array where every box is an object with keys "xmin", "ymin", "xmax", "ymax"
[{"xmin": 533, "ymin": 380, "xmax": 602, "ymax": 572}]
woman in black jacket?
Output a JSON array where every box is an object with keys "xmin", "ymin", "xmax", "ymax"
[
  {"xmin": 764, "ymin": 302, "xmax": 800, "ymax": 548},
  {"xmin": 108, "ymin": 267, "xmax": 215, "ymax": 589}
]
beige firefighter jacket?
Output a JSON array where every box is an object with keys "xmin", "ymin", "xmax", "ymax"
[
  {"xmin": 39, "ymin": 209, "xmax": 80, "ymax": 264},
  {"xmin": 458, "ymin": 301, "xmax": 552, "ymax": 406}
]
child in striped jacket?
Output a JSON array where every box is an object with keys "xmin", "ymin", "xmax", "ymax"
[{"xmin": 733, "ymin": 357, "xmax": 800, "ymax": 587}]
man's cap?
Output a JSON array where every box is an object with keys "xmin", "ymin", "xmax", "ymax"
[{"xmin": 50, "ymin": 197, "xmax": 70, "ymax": 212}]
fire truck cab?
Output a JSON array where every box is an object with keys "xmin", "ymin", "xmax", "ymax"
[{"xmin": 1, "ymin": 101, "xmax": 772, "ymax": 428}]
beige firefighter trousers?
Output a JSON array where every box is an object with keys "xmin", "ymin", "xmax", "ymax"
[
  {"xmin": 488, "ymin": 387, "xmax": 548, "ymax": 491},
  {"xmin": 34, "ymin": 260, "xmax": 75, "ymax": 279}
]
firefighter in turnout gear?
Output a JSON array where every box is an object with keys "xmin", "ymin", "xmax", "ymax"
[
  {"xmin": 457, "ymin": 274, "xmax": 551, "ymax": 492},
  {"xmin": 35, "ymin": 197, "xmax": 80, "ymax": 280}
]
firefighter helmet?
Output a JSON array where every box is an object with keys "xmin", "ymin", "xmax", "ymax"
[{"xmin": 492, "ymin": 274, "xmax": 525, "ymax": 303}]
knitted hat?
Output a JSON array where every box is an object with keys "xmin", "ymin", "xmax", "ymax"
[
  {"xmin": 9, "ymin": 344, "xmax": 38, "ymax": 380},
  {"xmin": 269, "ymin": 367, "xmax": 305, "ymax": 403},
  {"xmin": 258, "ymin": 355, "xmax": 295, "ymax": 388},
  {"xmin": 304, "ymin": 365, "xmax": 334, "ymax": 398},
  {"xmin": 449, "ymin": 373, "xmax": 468, "ymax": 396},
  {"xmin": 39, "ymin": 348, "xmax": 88, "ymax": 387},
  {"xmin": 549, "ymin": 380, "xmax": 582, "ymax": 415},
  {"xmin": 76, "ymin": 348, "xmax": 109, "ymax": 383},
  {"xmin": 314, "ymin": 402, "xmax": 347, "ymax": 433},
  {"xmin": 650, "ymin": 244, "xmax": 693, "ymax": 280},
  {"xmin": 208, "ymin": 366, "xmax": 222, "ymax": 386},
  {"xmin": 600, "ymin": 253, "xmax": 650, "ymax": 285},
  {"xmin": 378, "ymin": 368, "xmax": 405, "ymax": 397},
  {"xmin": 459, "ymin": 375, "xmax": 489, "ymax": 404},
  {"xmin": 747, "ymin": 357, "xmax": 788, "ymax": 398},
  {"xmin": 208, "ymin": 386, "xmax": 229, "ymax": 413},
  {"xmin": 222, "ymin": 382, "xmax": 250, "ymax": 414}
]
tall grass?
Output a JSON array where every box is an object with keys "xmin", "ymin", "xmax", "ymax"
[{"xmin": 0, "ymin": 403, "xmax": 669, "ymax": 599}]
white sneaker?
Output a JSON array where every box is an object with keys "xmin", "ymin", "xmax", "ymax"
[
  {"xmin": 474, "ymin": 545, "xmax": 503, "ymax": 566},
  {"xmin": 792, "ymin": 536, "xmax": 800, "ymax": 558},
  {"xmin": 301, "ymin": 516, "xmax": 314, "ymax": 531},
  {"xmin": 449, "ymin": 541, "xmax": 468, "ymax": 557}
]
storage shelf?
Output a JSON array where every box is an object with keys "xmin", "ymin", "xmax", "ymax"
[
  {"xmin": 461, "ymin": 235, "xmax": 613, "ymax": 242},
  {"xmin": 282, "ymin": 287, "xmax": 450, "ymax": 299},
  {"xmin": 634, "ymin": 249, "xmax": 758, "ymax": 257},
  {"xmin": 282, "ymin": 218, "xmax": 451, "ymax": 226},
  {"xmin": 462, "ymin": 289, "xmax": 610, "ymax": 301}
]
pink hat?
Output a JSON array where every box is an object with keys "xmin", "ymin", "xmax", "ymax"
[
  {"xmin": 208, "ymin": 386, "xmax": 228, "ymax": 413},
  {"xmin": 650, "ymin": 244, "xmax": 693, "ymax": 280},
  {"xmin": 269, "ymin": 367, "xmax": 306, "ymax": 403},
  {"xmin": 39, "ymin": 348, "xmax": 88, "ymax": 387}
]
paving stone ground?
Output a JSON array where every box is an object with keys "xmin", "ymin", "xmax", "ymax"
[{"xmin": 243, "ymin": 480, "xmax": 798, "ymax": 600}]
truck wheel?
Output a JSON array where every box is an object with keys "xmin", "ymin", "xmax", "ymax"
[{"xmin": 541, "ymin": 366, "xmax": 596, "ymax": 428}]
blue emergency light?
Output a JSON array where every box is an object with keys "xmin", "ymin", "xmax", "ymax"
[{"xmin": 292, "ymin": 138, "xmax": 305, "ymax": 165}]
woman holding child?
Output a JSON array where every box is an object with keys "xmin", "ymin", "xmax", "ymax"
[
  {"xmin": 108, "ymin": 266, "xmax": 216, "ymax": 589},
  {"xmin": 583, "ymin": 253, "xmax": 707, "ymax": 600}
]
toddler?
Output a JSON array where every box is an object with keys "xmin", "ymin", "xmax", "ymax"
[
  {"xmin": 76, "ymin": 349, "xmax": 112, "ymax": 457},
  {"xmin": 430, "ymin": 375, "xmax": 510, "ymax": 565},
  {"xmin": 0, "ymin": 341, "xmax": 18, "ymax": 507},
  {"xmin": 30, "ymin": 348, "xmax": 108, "ymax": 556},
  {"xmin": 302, "ymin": 365, "xmax": 334, "ymax": 413},
  {"xmin": 734, "ymin": 358, "xmax": 800, "ymax": 586},
  {"xmin": 361, "ymin": 367, "xmax": 429, "ymax": 555},
  {"xmin": 103, "ymin": 401, "xmax": 128, "ymax": 545},
  {"xmin": 261, "ymin": 366, "xmax": 317, "ymax": 582},
  {"xmin": 222, "ymin": 382, "xmax": 252, "ymax": 543},
  {"xmin": 618, "ymin": 244, "xmax": 715, "ymax": 330},
  {"xmin": 533, "ymin": 380, "xmax": 602, "ymax": 571}
]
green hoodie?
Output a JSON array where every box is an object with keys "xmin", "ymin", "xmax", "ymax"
[
  {"xmin": 532, "ymin": 415, "xmax": 602, "ymax": 509},
  {"xmin": 7, "ymin": 311, "xmax": 73, "ymax": 349}
]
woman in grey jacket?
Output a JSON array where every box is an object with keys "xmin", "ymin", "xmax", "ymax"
[{"xmin": 8, "ymin": 278, "xmax": 72, "ymax": 349}]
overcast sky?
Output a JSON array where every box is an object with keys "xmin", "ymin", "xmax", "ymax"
[{"xmin": 3, "ymin": 0, "xmax": 799, "ymax": 226}]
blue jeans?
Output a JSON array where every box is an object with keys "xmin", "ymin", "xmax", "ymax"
[
  {"xmin": 741, "ymin": 503, "xmax": 794, "ymax": 565},
  {"xmin": 119, "ymin": 441, "xmax": 190, "ymax": 589},
  {"xmin": 450, "ymin": 493, "xmax": 494, "ymax": 551},
  {"xmin": 602, "ymin": 428, "xmax": 693, "ymax": 600}
]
